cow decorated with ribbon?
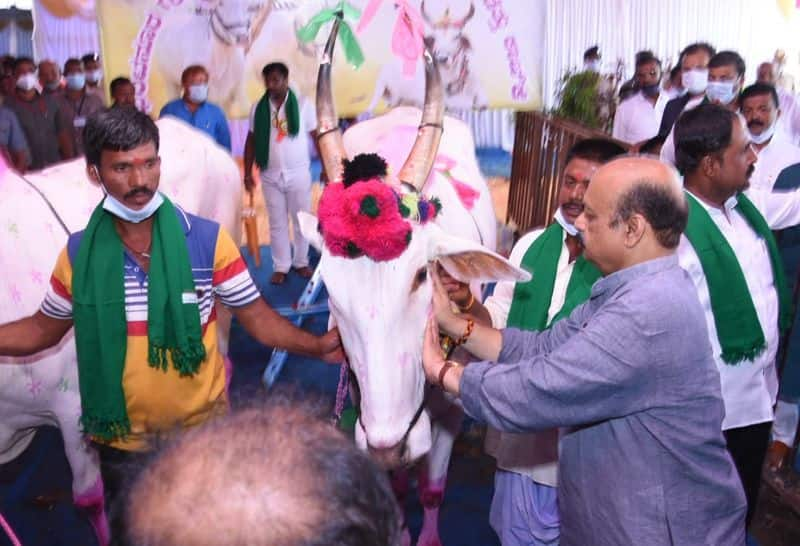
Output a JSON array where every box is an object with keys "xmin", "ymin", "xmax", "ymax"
[{"xmin": 297, "ymin": 13, "xmax": 528, "ymax": 546}]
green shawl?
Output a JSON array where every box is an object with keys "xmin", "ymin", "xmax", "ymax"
[
  {"xmin": 254, "ymin": 89, "xmax": 300, "ymax": 169},
  {"xmin": 507, "ymin": 223, "xmax": 601, "ymax": 331},
  {"xmin": 684, "ymin": 191, "xmax": 791, "ymax": 364},
  {"xmin": 71, "ymin": 196, "xmax": 207, "ymax": 441}
]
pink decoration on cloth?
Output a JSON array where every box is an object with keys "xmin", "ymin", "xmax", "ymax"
[
  {"xmin": 317, "ymin": 179, "xmax": 412, "ymax": 262},
  {"xmin": 74, "ymin": 475, "xmax": 110, "ymax": 546},
  {"xmin": 357, "ymin": 0, "xmax": 425, "ymax": 77},
  {"xmin": 433, "ymin": 154, "xmax": 479, "ymax": 210}
]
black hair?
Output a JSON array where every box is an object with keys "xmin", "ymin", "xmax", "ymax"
[
  {"xmin": 12, "ymin": 56, "xmax": 34, "ymax": 72},
  {"xmin": 635, "ymin": 50, "xmax": 661, "ymax": 69},
  {"xmin": 612, "ymin": 181, "xmax": 688, "ymax": 249},
  {"xmin": 564, "ymin": 138, "xmax": 627, "ymax": 167},
  {"xmin": 639, "ymin": 134, "xmax": 667, "ymax": 156},
  {"xmin": 81, "ymin": 53, "xmax": 100, "ymax": 65},
  {"xmin": 708, "ymin": 50, "xmax": 746, "ymax": 77},
  {"xmin": 110, "ymin": 77, "xmax": 134, "ymax": 95},
  {"xmin": 669, "ymin": 65, "xmax": 682, "ymax": 81},
  {"xmin": 83, "ymin": 107, "xmax": 159, "ymax": 167},
  {"xmin": 583, "ymin": 46, "xmax": 600, "ymax": 61},
  {"xmin": 63, "ymin": 57, "xmax": 82, "ymax": 74},
  {"xmin": 262, "ymin": 62, "xmax": 289, "ymax": 79},
  {"xmin": 740, "ymin": 83, "xmax": 780, "ymax": 109},
  {"xmin": 674, "ymin": 103, "xmax": 737, "ymax": 176},
  {"xmin": 678, "ymin": 42, "xmax": 716, "ymax": 68}
]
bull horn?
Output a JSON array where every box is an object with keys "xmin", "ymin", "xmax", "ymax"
[
  {"xmin": 420, "ymin": 0, "xmax": 434, "ymax": 26},
  {"xmin": 397, "ymin": 48, "xmax": 444, "ymax": 193},
  {"xmin": 455, "ymin": 3, "xmax": 475, "ymax": 28},
  {"xmin": 315, "ymin": 13, "xmax": 347, "ymax": 184}
]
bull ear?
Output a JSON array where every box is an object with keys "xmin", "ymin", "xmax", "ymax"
[
  {"xmin": 297, "ymin": 211, "xmax": 324, "ymax": 253},
  {"xmin": 426, "ymin": 224, "xmax": 531, "ymax": 284}
]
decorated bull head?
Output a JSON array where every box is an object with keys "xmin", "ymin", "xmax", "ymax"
[
  {"xmin": 197, "ymin": 0, "xmax": 268, "ymax": 47},
  {"xmin": 420, "ymin": 0, "xmax": 475, "ymax": 63},
  {"xmin": 299, "ymin": 13, "xmax": 529, "ymax": 468}
]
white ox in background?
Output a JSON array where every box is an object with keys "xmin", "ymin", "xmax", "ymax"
[
  {"xmin": 366, "ymin": 1, "xmax": 488, "ymax": 113},
  {"xmin": 154, "ymin": 0, "xmax": 272, "ymax": 116},
  {"xmin": 299, "ymin": 107, "xmax": 527, "ymax": 546},
  {"xmin": 0, "ymin": 118, "xmax": 242, "ymax": 545}
]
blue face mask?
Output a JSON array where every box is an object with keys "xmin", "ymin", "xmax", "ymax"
[
  {"xmin": 554, "ymin": 206, "xmax": 579, "ymax": 236},
  {"xmin": 94, "ymin": 166, "xmax": 163, "ymax": 223},
  {"xmin": 66, "ymin": 73, "xmax": 85, "ymax": 90},
  {"xmin": 706, "ymin": 80, "xmax": 739, "ymax": 105},
  {"xmin": 188, "ymin": 84, "xmax": 208, "ymax": 104}
]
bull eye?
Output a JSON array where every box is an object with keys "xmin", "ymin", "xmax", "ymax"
[{"xmin": 411, "ymin": 266, "xmax": 428, "ymax": 292}]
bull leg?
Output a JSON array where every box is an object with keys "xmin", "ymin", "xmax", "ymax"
[
  {"xmin": 416, "ymin": 390, "xmax": 464, "ymax": 546},
  {"xmin": 61, "ymin": 420, "xmax": 109, "ymax": 546},
  {"xmin": 390, "ymin": 469, "xmax": 412, "ymax": 546}
]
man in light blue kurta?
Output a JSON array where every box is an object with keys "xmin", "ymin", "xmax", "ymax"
[{"xmin": 425, "ymin": 157, "xmax": 747, "ymax": 545}]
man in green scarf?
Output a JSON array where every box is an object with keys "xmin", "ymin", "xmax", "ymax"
[
  {"xmin": 440, "ymin": 138, "xmax": 625, "ymax": 546},
  {"xmin": 674, "ymin": 103, "xmax": 800, "ymax": 529},
  {"xmin": 243, "ymin": 62, "xmax": 317, "ymax": 285},
  {"xmin": 0, "ymin": 107, "xmax": 342, "ymax": 543}
]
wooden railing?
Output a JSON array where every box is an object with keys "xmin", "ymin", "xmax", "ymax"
[{"xmin": 507, "ymin": 111, "xmax": 628, "ymax": 233}]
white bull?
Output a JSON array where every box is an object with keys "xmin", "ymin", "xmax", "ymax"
[
  {"xmin": 154, "ymin": 0, "xmax": 272, "ymax": 116},
  {"xmin": 300, "ymin": 109, "xmax": 526, "ymax": 545},
  {"xmin": 0, "ymin": 118, "xmax": 242, "ymax": 545}
]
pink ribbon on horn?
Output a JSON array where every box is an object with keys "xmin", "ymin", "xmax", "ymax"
[
  {"xmin": 433, "ymin": 154, "xmax": 480, "ymax": 210},
  {"xmin": 357, "ymin": 0, "xmax": 425, "ymax": 78}
]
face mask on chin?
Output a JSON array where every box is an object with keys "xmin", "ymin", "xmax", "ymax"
[
  {"xmin": 66, "ymin": 73, "xmax": 86, "ymax": 91},
  {"xmin": 748, "ymin": 119, "xmax": 777, "ymax": 145},
  {"xmin": 44, "ymin": 80, "xmax": 60, "ymax": 91},
  {"xmin": 554, "ymin": 206, "xmax": 579, "ymax": 237},
  {"xmin": 93, "ymin": 166, "xmax": 163, "ymax": 223},
  {"xmin": 584, "ymin": 60, "xmax": 601, "ymax": 73}
]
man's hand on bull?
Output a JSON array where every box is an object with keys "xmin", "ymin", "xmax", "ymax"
[
  {"xmin": 429, "ymin": 263, "xmax": 463, "ymax": 337},
  {"xmin": 436, "ymin": 263, "xmax": 473, "ymax": 310},
  {"xmin": 317, "ymin": 327, "xmax": 345, "ymax": 364},
  {"xmin": 423, "ymin": 316, "xmax": 462, "ymax": 396}
]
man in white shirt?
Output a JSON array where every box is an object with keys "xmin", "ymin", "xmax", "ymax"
[
  {"xmin": 661, "ymin": 50, "xmax": 745, "ymax": 165},
  {"xmin": 613, "ymin": 52, "xmax": 666, "ymax": 146},
  {"xmin": 757, "ymin": 61, "xmax": 800, "ymax": 146},
  {"xmin": 441, "ymin": 138, "xmax": 626, "ymax": 545},
  {"xmin": 674, "ymin": 103, "xmax": 800, "ymax": 528},
  {"xmin": 740, "ymin": 83, "xmax": 800, "ymax": 192},
  {"xmin": 658, "ymin": 43, "xmax": 715, "ymax": 165},
  {"xmin": 244, "ymin": 62, "xmax": 317, "ymax": 284}
]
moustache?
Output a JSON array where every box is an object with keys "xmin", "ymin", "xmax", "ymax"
[
  {"xmin": 124, "ymin": 187, "xmax": 153, "ymax": 199},
  {"xmin": 562, "ymin": 202, "xmax": 584, "ymax": 212},
  {"xmin": 747, "ymin": 120, "xmax": 765, "ymax": 130}
]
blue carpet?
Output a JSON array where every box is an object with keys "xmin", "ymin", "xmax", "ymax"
[{"xmin": 231, "ymin": 244, "xmax": 500, "ymax": 546}]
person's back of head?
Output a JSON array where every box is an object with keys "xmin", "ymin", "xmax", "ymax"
[
  {"xmin": 126, "ymin": 394, "xmax": 400, "ymax": 546},
  {"xmin": 673, "ymin": 103, "xmax": 737, "ymax": 177}
]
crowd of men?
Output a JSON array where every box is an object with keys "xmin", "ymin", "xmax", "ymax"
[{"xmin": 0, "ymin": 40, "xmax": 799, "ymax": 546}]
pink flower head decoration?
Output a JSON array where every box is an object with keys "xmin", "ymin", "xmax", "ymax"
[{"xmin": 317, "ymin": 153, "xmax": 441, "ymax": 262}]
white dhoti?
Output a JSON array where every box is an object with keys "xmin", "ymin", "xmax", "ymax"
[{"xmin": 260, "ymin": 169, "xmax": 312, "ymax": 273}]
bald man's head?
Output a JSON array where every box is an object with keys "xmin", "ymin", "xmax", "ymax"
[
  {"xmin": 575, "ymin": 157, "xmax": 687, "ymax": 274},
  {"xmin": 126, "ymin": 396, "xmax": 400, "ymax": 546},
  {"xmin": 757, "ymin": 62, "xmax": 776, "ymax": 85}
]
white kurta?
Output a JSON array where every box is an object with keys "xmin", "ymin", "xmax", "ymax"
[
  {"xmin": 248, "ymin": 92, "xmax": 317, "ymax": 272},
  {"xmin": 776, "ymin": 87, "xmax": 800, "ymax": 146},
  {"xmin": 678, "ymin": 188, "xmax": 800, "ymax": 430},
  {"xmin": 749, "ymin": 131, "xmax": 800, "ymax": 192},
  {"xmin": 483, "ymin": 227, "xmax": 575, "ymax": 487},
  {"xmin": 612, "ymin": 91, "xmax": 666, "ymax": 145}
]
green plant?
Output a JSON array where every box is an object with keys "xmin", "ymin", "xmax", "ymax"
[{"xmin": 554, "ymin": 69, "xmax": 602, "ymax": 129}]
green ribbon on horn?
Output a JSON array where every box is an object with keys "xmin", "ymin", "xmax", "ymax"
[{"xmin": 296, "ymin": 2, "xmax": 365, "ymax": 69}]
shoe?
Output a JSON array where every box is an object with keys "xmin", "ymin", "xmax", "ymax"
[
  {"xmin": 293, "ymin": 266, "xmax": 313, "ymax": 278},
  {"xmin": 270, "ymin": 272, "xmax": 287, "ymax": 284},
  {"xmin": 765, "ymin": 440, "xmax": 791, "ymax": 472}
]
